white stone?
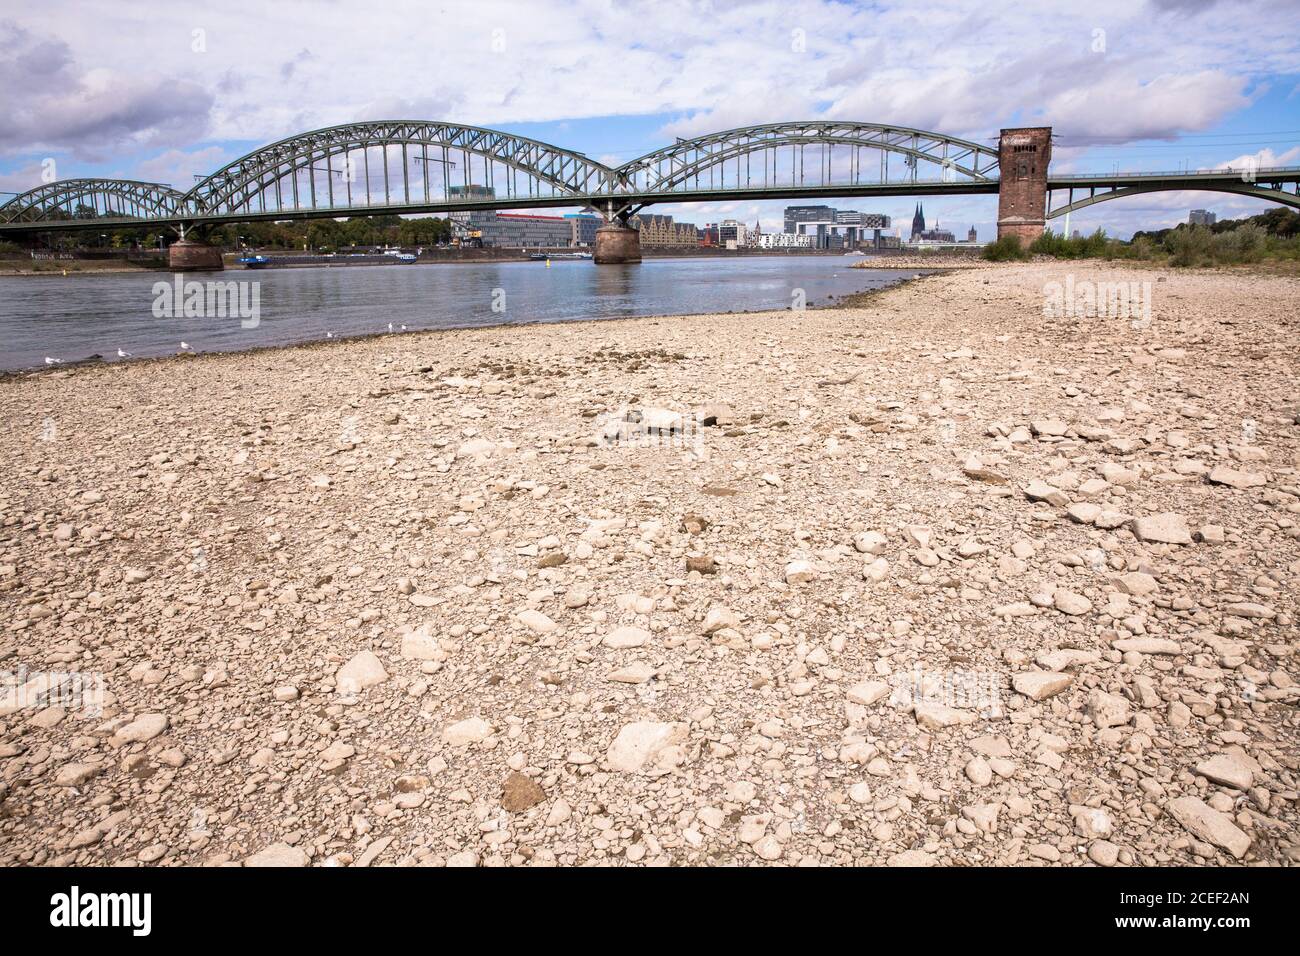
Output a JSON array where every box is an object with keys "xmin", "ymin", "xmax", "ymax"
[
  {"xmin": 400, "ymin": 626, "xmax": 440, "ymax": 660},
  {"xmin": 1132, "ymin": 512, "xmax": 1192, "ymax": 544},
  {"xmin": 244, "ymin": 843, "xmax": 309, "ymax": 867},
  {"xmin": 1166, "ymin": 796, "xmax": 1250, "ymax": 859},
  {"xmin": 853, "ymin": 531, "xmax": 887, "ymax": 555},
  {"xmin": 517, "ymin": 609, "xmax": 558, "ymax": 634},
  {"xmin": 914, "ymin": 701, "xmax": 976, "ymax": 729},
  {"xmin": 1012, "ymin": 671, "xmax": 1073, "ymax": 701},
  {"xmin": 114, "ymin": 713, "xmax": 168, "ymax": 743},
  {"xmin": 1196, "ymin": 754, "xmax": 1252, "ymax": 790},
  {"xmin": 605, "ymin": 721, "xmax": 688, "ymax": 773},
  {"xmin": 846, "ymin": 680, "xmax": 891, "ymax": 706},
  {"xmin": 442, "ymin": 716, "xmax": 493, "ymax": 746},
  {"xmin": 604, "ymin": 625, "xmax": 650, "ymax": 649},
  {"xmin": 337, "ymin": 651, "xmax": 388, "ymax": 694},
  {"xmin": 784, "ymin": 560, "xmax": 816, "ymax": 584}
]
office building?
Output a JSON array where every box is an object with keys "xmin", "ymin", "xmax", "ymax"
[
  {"xmin": 783, "ymin": 205, "xmax": 891, "ymax": 248},
  {"xmin": 454, "ymin": 210, "xmax": 573, "ymax": 247},
  {"xmin": 754, "ymin": 232, "xmax": 814, "ymax": 249},
  {"xmin": 565, "ymin": 213, "xmax": 601, "ymax": 246},
  {"xmin": 718, "ymin": 219, "xmax": 746, "ymax": 248}
]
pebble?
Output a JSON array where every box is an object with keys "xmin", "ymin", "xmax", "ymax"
[
  {"xmin": 336, "ymin": 651, "xmax": 388, "ymax": 694},
  {"xmin": 1012, "ymin": 671, "xmax": 1073, "ymax": 701},
  {"xmin": 606, "ymin": 721, "xmax": 688, "ymax": 773},
  {"xmin": 1166, "ymin": 796, "xmax": 1251, "ymax": 859},
  {"xmin": 442, "ymin": 717, "xmax": 493, "ymax": 746},
  {"xmin": 1132, "ymin": 512, "xmax": 1192, "ymax": 544},
  {"xmin": 604, "ymin": 625, "xmax": 650, "ymax": 649},
  {"xmin": 244, "ymin": 843, "xmax": 309, "ymax": 867}
]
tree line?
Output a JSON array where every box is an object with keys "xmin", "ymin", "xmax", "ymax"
[{"xmin": 9, "ymin": 214, "xmax": 454, "ymax": 252}]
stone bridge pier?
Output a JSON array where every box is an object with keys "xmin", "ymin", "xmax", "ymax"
[
  {"xmin": 593, "ymin": 206, "xmax": 641, "ymax": 264},
  {"xmin": 167, "ymin": 234, "xmax": 224, "ymax": 271},
  {"xmin": 996, "ymin": 126, "xmax": 1052, "ymax": 242}
]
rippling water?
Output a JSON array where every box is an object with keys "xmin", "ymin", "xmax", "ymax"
[{"xmin": 0, "ymin": 255, "xmax": 920, "ymax": 371}]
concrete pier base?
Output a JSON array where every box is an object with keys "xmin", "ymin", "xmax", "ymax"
[
  {"xmin": 168, "ymin": 238, "xmax": 224, "ymax": 272},
  {"xmin": 995, "ymin": 220, "xmax": 1047, "ymax": 243},
  {"xmin": 593, "ymin": 223, "xmax": 641, "ymax": 264}
]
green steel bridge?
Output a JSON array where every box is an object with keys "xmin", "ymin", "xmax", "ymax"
[{"xmin": 1, "ymin": 120, "xmax": 1297, "ymax": 235}]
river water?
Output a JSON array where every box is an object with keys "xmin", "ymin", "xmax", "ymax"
[{"xmin": 0, "ymin": 256, "xmax": 920, "ymax": 372}]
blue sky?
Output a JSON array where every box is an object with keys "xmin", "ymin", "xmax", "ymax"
[{"xmin": 2, "ymin": 0, "xmax": 1298, "ymax": 239}]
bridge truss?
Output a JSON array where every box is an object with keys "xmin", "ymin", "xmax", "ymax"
[
  {"xmin": 0, "ymin": 179, "xmax": 191, "ymax": 226},
  {"xmin": 1, "ymin": 120, "xmax": 1299, "ymax": 235}
]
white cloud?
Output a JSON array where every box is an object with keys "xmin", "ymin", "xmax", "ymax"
[
  {"xmin": 0, "ymin": 21, "xmax": 213, "ymax": 159},
  {"xmin": 0, "ymin": 0, "xmax": 1296, "ymax": 209},
  {"xmin": 1221, "ymin": 145, "xmax": 1300, "ymax": 168},
  {"xmin": 132, "ymin": 147, "xmax": 232, "ymax": 188},
  {"xmin": 0, "ymin": 161, "xmax": 49, "ymax": 195}
]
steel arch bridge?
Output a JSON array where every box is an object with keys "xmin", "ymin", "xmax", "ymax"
[
  {"xmin": 1047, "ymin": 169, "xmax": 1300, "ymax": 219},
  {"xmin": 616, "ymin": 122, "xmax": 999, "ymax": 192},
  {"xmin": 0, "ymin": 178, "xmax": 191, "ymax": 226},
  {"xmin": 0, "ymin": 119, "xmax": 1298, "ymax": 235},
  {"xmin": 181, "ymin": 120, "xmax": 620, "ymax": 219},
  {"xmin": 0, "ymin": 119, "xmax": 1008, "ymax": 232}
]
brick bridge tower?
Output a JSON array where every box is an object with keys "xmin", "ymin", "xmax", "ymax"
[{"xmin": 996, "ymin": 127, "xmax": 1052, "ymax": 242}]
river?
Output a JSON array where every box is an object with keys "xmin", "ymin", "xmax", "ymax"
[{"xmin": 0, "ymin": 256, "xmax": 921, "ymax": 371}]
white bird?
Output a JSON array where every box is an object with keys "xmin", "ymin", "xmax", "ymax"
[
  {"xmin": 326, "ymin": 331, "xmax": 334, "ymax": 339},
  {"xmin": 400, "ymin": 324, "xmax": 408, "ymax": 332},
  {"xmin": 44, "ymin": 356, "xmax": 61, "ymax": 365},
  {"xmin": 117, "ymin": 348, "xmax": 131, "ymax": 358},
  {"xmin": 180, "ymin": 342, "xmax": 192, "ymax": 351},
  {"xmin": 387, "ymin": 323, "xmax": 394, "ymax": 333}
]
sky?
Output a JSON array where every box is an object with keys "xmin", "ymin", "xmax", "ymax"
[{"xmin": 1, "ymin": 0, "xmax": 1298, "ymax": 240}]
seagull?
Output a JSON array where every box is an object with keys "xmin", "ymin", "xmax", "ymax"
[
  {"xmin": 44, "ymin": 356, "xmax": 62, "ymax": 365},
  {"xmin": 180, "ymin": 342, "xmax": 192, "ymax": 351},
  {"xmin": 117, "ymin": 348, "xmax": 132, "ymax": 358},
  {"xmin": 326, "ymin": 331, "xmax": 334, "ymax": 339},
  {"xmin": 387, "ymin": 323, "xmax": 394, "ymax": 333},
  {"xmin": 400, "ymin": 324, "xmax": 408, "ymax": 332}
]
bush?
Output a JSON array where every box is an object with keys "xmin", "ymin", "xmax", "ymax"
[
  {"xmin": 982, "ymin": 235, "xmax": 1029, "ymax": 261},
  {"xmin": 1164, "ymin": 225, "xmax": 1214, "ymax": 267},
  {"xmin": 1128, "ymin": 236, "xmax": 1155, "ymax": 261},
  {"xmin": 1029, "ymin": 228, "xmax": 1108, "ymax": 259}
]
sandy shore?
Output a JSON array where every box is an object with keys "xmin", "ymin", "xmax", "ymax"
[{"xmin": 1, "ymin": 261, "xmax": 1297, "ymax": 868}]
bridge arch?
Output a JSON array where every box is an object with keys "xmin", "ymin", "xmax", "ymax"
[
  {"xmin": 1049, "ymin": 182, "xmax": 1300, "ymax": 219},
  {"xmin": 183, "ymin": 121, "xmax": 621, "ymax": 217},
  {"xmin": 0, "ymin": 179, "xmax": 189, "ymax": 225},
  {"xmin": 614, "ymin": 122, "xmax": 1001, "ymax": 194}
]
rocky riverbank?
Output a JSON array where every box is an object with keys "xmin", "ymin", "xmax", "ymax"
[
  {"xmin": 1, "ymin": 261, "xmax": 1297, "ymax": 867},
  {"xmin": 851, "ymin": 253, "xmax": 989, "ymax": 269}
]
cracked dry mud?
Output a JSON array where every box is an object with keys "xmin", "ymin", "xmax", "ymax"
[{"xmin": 0, "ymin": 260, "xmax": 1297, "ymax": 867}]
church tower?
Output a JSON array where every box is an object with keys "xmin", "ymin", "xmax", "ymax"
[{"xmin": 910, "ymin": 203, "xmax": 926, "ymax": 238}]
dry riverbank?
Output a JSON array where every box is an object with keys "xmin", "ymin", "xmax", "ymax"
[{"xmin": 1, "ymin": 261, "xmax": 1297, "ymax": 868}]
